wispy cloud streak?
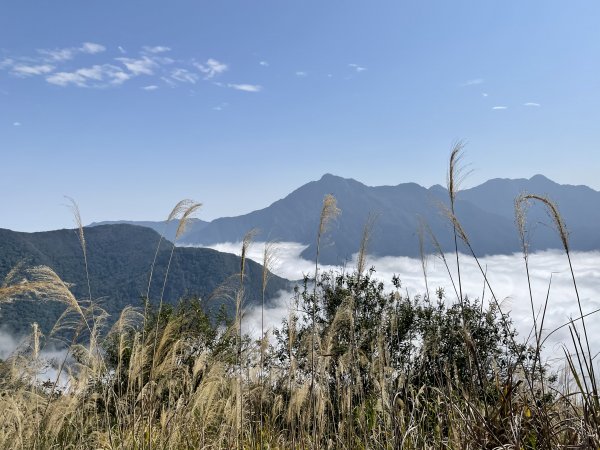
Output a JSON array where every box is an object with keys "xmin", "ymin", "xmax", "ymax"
[
  {"xmin": 461, "ymin": 78, "xmax": 484, "ymax": 86},
  {"xmin": 228, "ymin": 83, "xmax": 262, "ymax": 92}
]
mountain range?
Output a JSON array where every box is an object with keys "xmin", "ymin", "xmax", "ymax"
[
  {"xmin": 0, "ymin": 225, "xmax": 289, "ymax": 337},
  {"xmin": 92, "ymin": 174, "xmax": 600, "ymax": 264}
]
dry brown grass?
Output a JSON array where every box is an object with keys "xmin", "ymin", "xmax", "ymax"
[{"xmin": 1, "ymin": 158, "xmax": 599, "ymax": 449}]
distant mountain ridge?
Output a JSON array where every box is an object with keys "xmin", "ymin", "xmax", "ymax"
[
  {"xmin": 91, "ymin": 174, "xmax": 600, "ymax": 265},
  {"xmin": 88, "ymin": 218, "xmax": 210, "ymax": 242},
  {"xmin": 0, "ymin": 224, "xmax": 289, "ymax": 336}
]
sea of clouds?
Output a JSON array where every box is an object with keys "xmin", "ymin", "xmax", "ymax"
[
  {"xmin": 2, "ymin": 241, "xmax": 598, "ymax": 375},
  {"xmin": 207, "ymin": 241, "xmax": 600, "ymax": 367}
]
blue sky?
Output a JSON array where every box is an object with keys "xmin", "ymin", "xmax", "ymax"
[{"xmin": 1, "ymin": 1, "xmax": 599, "ymax": 231}]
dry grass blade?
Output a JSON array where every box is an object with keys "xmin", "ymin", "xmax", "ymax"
[
  {"xmin": 514, "ymin": 193, "xmax": 531, "ymax": 255},
  {"xmin": 261, "ymin": 241, "xmax": 277, "ymax": 294},
  {"xmin": 357, "ymin": 213, "xmax": 377, "ymax": 277},
  {"xmin": 446, "ymin": 140, "xmax": 470, "ymax": 205},
  {"xmin": 522, "ymin": 194, "xmax": 569, "ymax": 252},
  {"xmin": 446, "ymin": 141, "xmax": 471, "ymax": 303},
  {"xmin": 318, "ymin": 194, "xmax": 341, "ymax": 238},
  {"xmin": 2, "ymin": 260, "xmax": 26, "ymax": 288},
  {"xmin": 64, "ymin": 196, "xmax": 86, "ymax": 259},
  {"xmin": 64, "ymin": 196, "xmax": 93, "ymax": 305},
  {"xmin": 0, "ymin": 265, "xmax": 85, "ymax": 323},
  {"xmin": 417, "ymin": 217, "xmax": 430, "ymax": 300},
  {"xmin": 175, "ymin": 202, "xmax": 203, "ymax": 240},
  {"xmin": 240, "ymin": 228, "xmax": 258, "ymax": 280},
  {"xmin": 521, "ymin": 193, "xmax": 598, "ymax": 406},
  {"xmin": 167, "ymin": 199, "xmax": 198, "ymax": 222},
  {"xmin": 421, "ymin": 219, "xmax": 460, "ymax": 300},
  {"xmin": 439, "ymin": 203, "xmax": 470, "ymax": 246}
]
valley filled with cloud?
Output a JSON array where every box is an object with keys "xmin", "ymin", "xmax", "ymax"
[{"xmin": 207, "ymin": 241, "xmax": 600, "ymax": 366}]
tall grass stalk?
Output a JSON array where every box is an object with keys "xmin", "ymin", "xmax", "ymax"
[
  {"xmin": 147, "ymin": 200, "xmax": 201, "ymax": 449},
  {"xmin": 447, "ymin": 141, "xmax": 469, "ymax": 304},
  {"xmin": 310, "ymin": 194, "xmax": 340, "ymax": 445},
  {"xmin": 259, "ymin": 241, "xmax": 276, "ymax": 449},
  {"xmin": 236, "ymin": 229, "xmax": 256, "ymax": 449}
]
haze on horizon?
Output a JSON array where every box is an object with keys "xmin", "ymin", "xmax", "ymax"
[{"xmin": 1, "ymin": 1, "xmax": 599, "ymax": 232}]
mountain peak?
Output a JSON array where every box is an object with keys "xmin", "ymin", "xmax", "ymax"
[
  {"xmin": 529, "ymin": 174, "xmax": 552, "ymax": 183},
  {"xmin": 319, "ymin": 173, "xmax": 345, "ymax": 182},
  {"xmin": 314, "ymin": 173, "xmax": 366, "ymax": 190}
]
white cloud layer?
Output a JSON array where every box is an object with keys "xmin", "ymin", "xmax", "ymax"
[{"xmin": 203, "ymin": 241, "xmax": 600, "ymax": 366}]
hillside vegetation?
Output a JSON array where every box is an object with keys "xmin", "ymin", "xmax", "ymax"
[{"xmin": 0, "ymin": 224, "xmax": 289, "ymax": 336}]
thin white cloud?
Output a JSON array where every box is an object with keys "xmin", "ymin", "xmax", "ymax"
[
  {"xmin": 80, "ymin": 42, "xmax": 106, "ymax": 54},
  {"xmin": 116, "ymin": 56, "xmax": 157, "ymax": 76},
  {"xmin": 194, "ymin": 58, "xmax": 228, "ymax": 79},
  {"xmin": 524, "ymin": 102, "xmax": 541, "ymax": 107},
  {"xmin": 170, "ymin": 68, "xmax": 198, "ymax": 84},
  {"xmin": 0, "ymin": 58, "xmax": 14, "ymax": 69},
  {"xmin": 160, "ymin": 76, "xmax": 177, "ymax": 88},
  {"xmin": 38, "ymin": 47, "xmax": 75, "ymax": 62},
  {"xmin": 46, "ymin": 64, "xmax": 131, "ymax": 87},
  {"xmin": 492, "ymin": 106, "xmax": 508, "ymax": 110},
  {"xmin": 461, "ymin": 78, "xmax": 484, "ymax": 87},
  {"xmin": 482, "ymin": 92, "xmax": 489, "ymax": 97},
  {"xmin": 143, "ymin": 46, "xmax": 171, "ymax": 54},
  {"xmin": 213, "ymin": 102, "xmax": 229, "ymax": 111},
  {"xmin": 111, "ymin": 71, "xmax": 131, "ymax": 84},
  {"xmin": 13, "ymin": 122, "xmax": 21, "ymax": 127},
  {"xmin": 12, "ymin": 64, "xmax": 54, "ymax": 77},
  {"xmin": 141, "ymin": 85, "xmax": 158, "ymax": 91},
  {"xmin": 47, "ymin": 72, "xmax": 83, "ymax": 86},
  {"xmin": 34, "ymin": 42, "xmax": 105, "ymax": 63},
  {"xmin": 228, "ymin": 83, "xmax": 262, "ymax": 92},
  {"xmin": 3, "ymin": 45, "xmax": 259, "ymax": 95},
  {"xmin": 295, "ymin": 71, "xmax": 307, "ymax": 77},
  {"xmin": 348, "ymin": 63, "xmax": 367, "ymax": 72}
]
